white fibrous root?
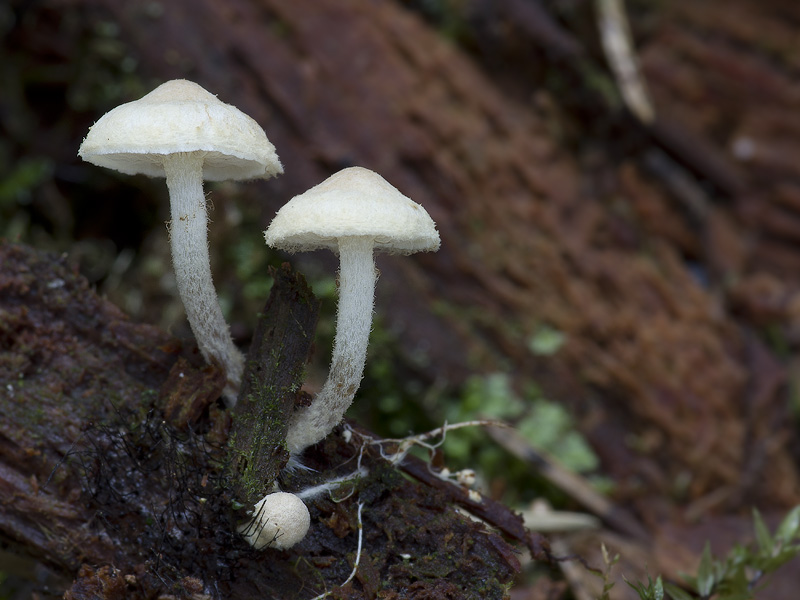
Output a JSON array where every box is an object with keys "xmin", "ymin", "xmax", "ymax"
[{"xmin": 295, "ymin": 466, "xmax": 369, "ymax": 502}]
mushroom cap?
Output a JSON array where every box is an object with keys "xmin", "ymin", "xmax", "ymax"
[
  {"xmin": 264, "ymin": 166, "xmax": 440, "ymax": 255},
  {"xmin": 78, "ymin": 79, "xmax": 283, "ymax": 181},
  {"xmin": 242, "ymin": 492, "xmax": 310, "ymax": 551}
]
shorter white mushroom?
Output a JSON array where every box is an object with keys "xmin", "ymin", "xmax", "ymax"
[
  {"xmin": 264, "ymin": 167, "xmax": 440, "ymax": 456},
  {"xmin": 238, "ymin": 491, "xmax": 310, "ymax": 550},
  {"xmin": 79, "ymin": 79, "xmax": 283, "ymax": 406}
]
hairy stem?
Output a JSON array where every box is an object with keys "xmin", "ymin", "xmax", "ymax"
[
  {"xmin": 164, "ymin": 152, "xmax": 244, "ymax": 405},
  {"xmin": 285, "ymin": 236, "xmax": 375, "ymax": 454}
]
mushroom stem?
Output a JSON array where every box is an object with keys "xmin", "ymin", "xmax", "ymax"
[
  {"xmin": 285, "ymin": 236, "xmax": 376, "ymax": 455},
  {"xmin": 164, "ymin": 152, "xmax": 244, "ymax": 405}
]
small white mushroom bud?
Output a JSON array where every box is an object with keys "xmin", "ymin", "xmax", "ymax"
[
  {"xmin": 456, "ymin": 469, "xmax": 477, "ymax": 487},
  {"xmin": 238, "ymin": 491, "xmax": 310, "ymax": 550}
]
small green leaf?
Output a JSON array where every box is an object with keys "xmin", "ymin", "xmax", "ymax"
[
  {"xmin": 653, "ymin": 575, "xmax": 665, "ymax": 600},
  {"xmin": 664, "ymin": 583, "xmax": 695, "ymax": 600},
  {"xmin": 718, "ymin": 557, "xmax": 752, "ymax": 599},
  {"xmin": 725, "ymin": 543, "xmax": 748, "ymax": 569},
  {"xmin": 624, "ymin": 575, "xmax": 663, "ymax": 600},
  {"xmin": 623, "ymin": 576, "xmax": 649, "ymax": 598},
  {"xmin": 752, "ymin": 508, "xmax": 773, "ymax": 554},
  {"xmin": 696, "ymin": 542, "xmax": 716, "ymax": 597},
  {"xmin": 775, "ymin": 505, "xmax": 800, "ymax": 546},
  {"xmin": 528, "ymin": 324, "xmax": 566, "ymax": 356},
  {"xmin": 760, "ymin": 545, "xmax": 800, "ymax": 572},
  {"xmin": 601, "ymin": 543, "xmax": 620, "ymax": 567}
]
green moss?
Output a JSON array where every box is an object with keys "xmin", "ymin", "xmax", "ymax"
[{"xmin": 226, "ymin": 284, "xmax": 317, "ymax": 504}]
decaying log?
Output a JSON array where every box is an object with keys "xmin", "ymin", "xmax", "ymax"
[
  {"xmin": 0, "ymin": 242, "xmax": 522, "ymax": 599},
  {"xmin": 227, "ymin": 264, "xmax": 320, "ymax": 506}
]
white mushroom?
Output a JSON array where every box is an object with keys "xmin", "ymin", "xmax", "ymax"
[
  {"xmin": 264, "ymin": 167, "xmax": 440, "ymax": 455},
  {"xmin": 238, "ymin": 491, "xmax": 310, "ymax": 550},
  {"xmin": 78, "ymin": 79, "xmax": 283, "ymax": 406}
]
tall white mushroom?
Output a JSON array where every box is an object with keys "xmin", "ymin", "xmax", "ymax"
[
  {"xmin": 79, "ymin": 79, "xmax": 283, "ymax": 406},
  {"xmin": 264, "ymin": 167, "xmax": 440, "ymax": 456}
]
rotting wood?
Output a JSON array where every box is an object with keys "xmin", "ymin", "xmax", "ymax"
[
  {"xmin": 227, "ymin": 263, "xmax": 321, "ymax": 506},
  {"xmin": 0, "ymin": 242, "xmax": 522, "ymax": 599}
]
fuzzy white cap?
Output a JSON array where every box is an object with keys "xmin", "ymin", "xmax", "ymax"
[
  {"xmin": 78, "ymin": 79, "xmax": 282, "ymax": 181},
  {"xmin": 239, "ymin": 491, "xmax": 311, "ymax": 551},
  {"xmin": 264, "ymin": 166, "xmax": 440, "ymax": 255}
]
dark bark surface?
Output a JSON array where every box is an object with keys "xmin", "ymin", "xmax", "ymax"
[
  {"xmin": 227, "ymin": 264, "xmax": 321, "ymax": 506},
  {"xmin": 0, "ymin": 242, "xmax": 521, "ymax": 599}
]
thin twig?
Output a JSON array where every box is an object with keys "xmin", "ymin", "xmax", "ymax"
[
  {"xmin": 597, "ymin": 0, "xmax": 655, "ymax": 123},
  {"xmin": 308, "ymin": 501, "xmax": 365, "ymax": 600}
]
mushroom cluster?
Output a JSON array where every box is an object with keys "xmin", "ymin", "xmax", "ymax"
[
  {"xmin": 79, "ymin": 79, "xmax": 283, "ymax": 405},
  {"xmin": 80, "ymin": 81, "xmax": 441, "ymax": 552}
]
